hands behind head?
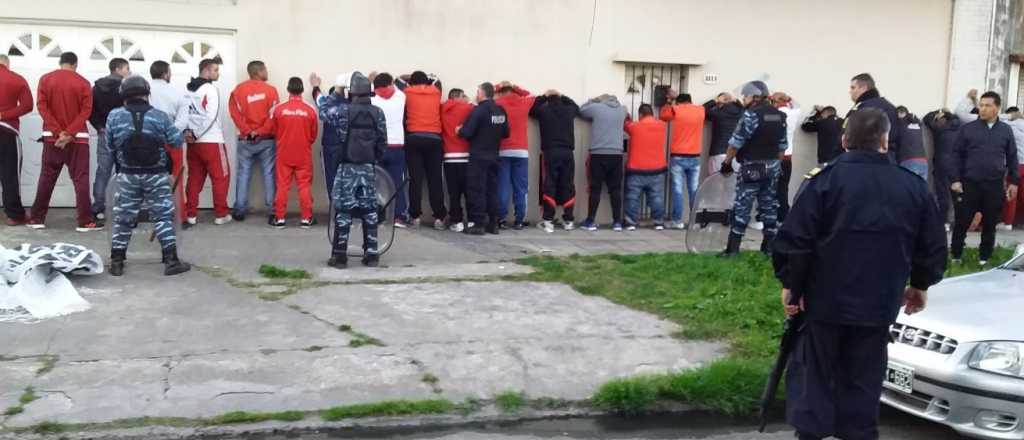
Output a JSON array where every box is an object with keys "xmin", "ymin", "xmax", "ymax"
[
  {"xmin": 309, "ymin": 73, "xmax": 322, "ymax": 88},
  {"xmin": 545, "ymin": 89, "xmax": 560, "ymax": 97},
  {"xmin": 968, "ymin": 89, "xmax": 978, "ymax": 100}
]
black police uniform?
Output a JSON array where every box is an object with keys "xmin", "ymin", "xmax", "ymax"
[
  {"xmin": 458, "ymin": 98, "xmax": 510, "ymax": 231},
  {"xmin": 772, "ymin": 150, "xmax": 947, "ymax": 440}
]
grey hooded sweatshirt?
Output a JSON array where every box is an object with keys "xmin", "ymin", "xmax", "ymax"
[{"xmin": 580, "ymin": 95, "xmax": 627, "ymax": 155}]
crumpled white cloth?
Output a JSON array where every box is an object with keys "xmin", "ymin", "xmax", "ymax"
[{"xmin": 0, "ymin": 243, "xmax": 102, "ymax": 320}]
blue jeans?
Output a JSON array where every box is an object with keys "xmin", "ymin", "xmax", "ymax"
[
  {"xmin": 498, "ymin": 156, "xmax": 529, "ymax": 223},
  {"xmin": 91, "ymin": 130, "xmax": 114, "ymax": 215},
  {"xmin": 234, "ymin": 139, "xmax": 276, "ymax": 215},
  {"xmin": 900, "ymin": 159, "xmax": 928, "ymax": 182},
  {"xmin": 625, "ymin": 173, "xmax": 666, "ymax": 225},
  {"xmin": 669, "ymin": 156, "xmax": 700, "ymax": 222},
  {"xmin": 380, "ymin": 147, "xmax": 408, "ymax": 220}
]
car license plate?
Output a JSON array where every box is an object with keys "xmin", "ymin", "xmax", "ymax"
[{"xmin": 885, "ymin": 362, "xmax": 914, "ymax": 394}]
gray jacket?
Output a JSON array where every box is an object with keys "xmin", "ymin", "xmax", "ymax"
[{"xmin": 580, "ymin": 95, "xmax": 627, "ymax": 155}]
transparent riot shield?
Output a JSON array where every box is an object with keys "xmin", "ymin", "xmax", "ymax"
[
  {"xmin": 105, "ymin": 173, "xmax": 183, "ymax": 259},
  {"xmin": 326, "ymin": 165, "xmax": 399, "ymax": 258},
  {"xmin": 685, "ymin": 172, "xmax": 737, "ymax": 253}
]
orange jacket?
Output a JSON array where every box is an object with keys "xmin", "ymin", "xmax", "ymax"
[
  {"xmin": 229, "ymin": 79, "xmax": 279, "ymax": 139},
  {"xmin": 271, "ymin": 95, "xmax": 318, "ymax": 165},
  {"xmin": 405, "ymin": 84, "xmax": 442, "ymax": 134},
  {"xmin": 625, "ymin": 116, "xmax": 668, "ymax": 173},
  {"xmin": 659, "ymin": 103, "xmax": 705, "ymax": 155},
  {"xmin": 441, "ymin": 99, "xmax": 474, "ymax": 161}
]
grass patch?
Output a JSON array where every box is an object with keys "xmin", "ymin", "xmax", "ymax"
[
  {"xmin": 320, "ymin": 399, "xmax": 454, "ymax": 422},
  {"xmin": 495, "ymin": 391, "xmax": 527, "ymax": 413},
  {"xmin": 258, "ymin": 264, "xmax": 312, "ymax": 280},
  {"xmin": 338, "ymin": 324, "xmax": 353, "ymax": 332},
  {"xmin": 520, "ymin": 248, "xmax": 1014, "ymax": 415},
  {"xmin": 35, "ymin": 355, "xmax": 58, "ymax": 377},
  {"xmin": 421, "ymin": 373, "xmax": 439, "ymax": 386},
  {"xmin": 207, "ymin": 410, "xmax": 304, "ymax": 425},
  {"xmin": 348, "ymin": 332, "xmax": 385, "ymax": 348},
  {"xmin": 3, "ymin": 405, "xmax": 23, "ymax": 416},
  {"xmin": 31, "ymin": 421, "xmax": 67, "ymax": 434},
  {"xmin": 303, "ymin": 345, "xmax": 325, "ymax": 352},
  {"xmin": 18, "ymin": 387, "xmax": 38, "ymax": 405}
]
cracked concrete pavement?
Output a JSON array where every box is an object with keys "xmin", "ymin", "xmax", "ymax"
[{"xmin": 0, "ymin": 211, "xmax": 728, "ymax": 431}]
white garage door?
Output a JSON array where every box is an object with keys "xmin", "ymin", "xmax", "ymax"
[{"xmin": 0, "ymin": 22, "xmax": 237, "ymax": 209}]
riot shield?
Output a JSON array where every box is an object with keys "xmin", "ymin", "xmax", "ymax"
[
  {"xmin": 105, "ymin": 173, "xmax": 182, "ymax": 259},
  {"xmin": 327, "ymin": 165, "xmax": 399, "ymax": 258},
  {"xmin": 685, "ymin": 172, "xmax": 736, "ymax": 253}
]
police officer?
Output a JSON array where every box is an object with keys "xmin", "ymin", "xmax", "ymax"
[
  {"xmin": 328, "ymin": 72, "xmax": 388, "ymax": 269},
  {"xmin": 772, "ymin": 108, "xmax": 947, "ymax": 440},
  {"xmin": 105, "ymin": 75, "xmax": 191, "ymax": 276},
  {"xmin": 459, "ymin": 82, "xmax": 510, "ymax": 235},
  {"xmin": 719, "ymin": 80, "xmax": 787, "ymax": 257}
]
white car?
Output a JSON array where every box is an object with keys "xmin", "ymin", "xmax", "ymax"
[{"xmin": 882, "ymin": 245, "xmax": 1024, "ymax": 439}]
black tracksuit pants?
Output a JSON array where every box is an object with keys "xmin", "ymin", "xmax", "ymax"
[
  {"xmin": 786, "ymin": 321, "xmax": 889, "ymax": 440},
  {"xmin": 541, "ymin": 149, "xmax": 575, "ymax": 222},
  {"xmin": 931, "ymin": 163, "xmax": 953, "ymax": 224},
  {"xmin": 467, "ymin": 156, "xmax": 500, "ymax": 225},
  {"xmin": 405, "ymin": 135, "xmax": 447, "ymax": 221},
  {"xmin": 951, "ymin": 178, "xmax": 1004, "ymax": 260},
  {"xmin": 444, "ymin": 161, "xmax": 468, "ymax": 223},
  {"xmin": 586, "ymin": 154, "xmax": 623, "ymax": 223},
  {"xmin": 0, "ymin": 130, "xmax": 26, "ymax": 221}
]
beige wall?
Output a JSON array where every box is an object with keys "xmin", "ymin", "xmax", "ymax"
[{"xmin": 3, "ymin": 0, "xmax": 955, "ymax": 222}]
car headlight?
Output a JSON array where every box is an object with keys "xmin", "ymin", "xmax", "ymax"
[{"xmin": 969, "ymin": 342, "xmax": 1024, "ymax": 378}]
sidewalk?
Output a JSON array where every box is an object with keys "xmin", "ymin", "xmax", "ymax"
[{"xmin": 0, "ymin": 210, "xmax": 723, "ymax": 436}]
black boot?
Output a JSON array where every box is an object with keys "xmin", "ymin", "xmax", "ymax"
[
  {"xmin": 718, "ymin": 232, "xmax": 742, "ymax": 258},
  {"xmin": 109, "ymin": 248, "xmax": 126, "ymax": 277},
  {"xmin": 760, "ymin": 231, "xmax": 776, "ymax": 256},
  {"xmin": 328, "ymin": 252, "xmax": 348, "ymax": 269},
  {"xmin": 362, "ymin": 254, "xmax": 379, "ymax": 267},
  {"xmin": 162, "ymin": 246, "xmax": 192, "ymax": 276},
  {"xmin": 486, "ymin": 218, "xmax": 500, "ymax": 235},
  {"xmin": 466, "ymin": 224, "xmax": 486, "ymax": 235}
]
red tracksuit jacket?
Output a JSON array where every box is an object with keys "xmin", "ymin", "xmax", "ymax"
[
  {"xmin": 441, "ymin": 99, "xmax": 474, "ymax": 162},
  {"xmin": 495, "ymin": 85, "xmax": 536, "ymax": 152},
  {"xmin": 272, "ymin": 95, "xmax": 318, "ymax": 166},
  {"xmin": 37, "ymin": 69, "xmax": 92, "ymax": 144},
  {"xmin": 229, "ymin": 79, "xmax": 279, "ymax": 139},
  {"xmin": 0, "ymin": 65, "xmax": 33, "ymax": 131}
]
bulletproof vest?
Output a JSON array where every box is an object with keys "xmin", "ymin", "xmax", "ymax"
[
  {"xmin": 342, "ymin": 104, "xmax": 379, "ymax": 165},
  {"xmin": 119, "ymin": 106, "xmax": 167, "ymax": 174},
  {"xmin": 737, "ymin": 104, "xmax": 786, "ymax": 162}
]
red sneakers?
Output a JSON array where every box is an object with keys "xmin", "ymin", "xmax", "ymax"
[
  {"xmin": 76, "ymin": 221, "xmax": 104, "ymax": 232},
  {"xmin": 5, "ymin": 218, "xmax": 26, "ymax": 227}
]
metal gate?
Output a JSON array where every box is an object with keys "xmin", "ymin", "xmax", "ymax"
[{"xmin": 622, "ymin": 63, "xmax": 688, "ymax": 224}]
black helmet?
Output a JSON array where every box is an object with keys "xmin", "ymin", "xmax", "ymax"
[
  {"xmin": 120, "ymin": 75, "xmax": 151, "ymax": 98},
  {"xmin": 349, "ymin": 71, "xmax": 371, "ymax": 97},
  {"xmin": 740, "ymin": 80, "xmax": 769, "ymax": 98}
]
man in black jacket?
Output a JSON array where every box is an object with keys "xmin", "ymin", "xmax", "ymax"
[
  {"xmin": 703, "ymin": 92, "xmax": 744, "ymax": 171},
  {"xmin": 530, "ymin": 90, "xmax": 579, "ymax": 232},
  {"xmin": 950, "ymin": 91, "xmax": 1020, "ymax": 265},
  {"xmin": 459, "ymin": 82, "xmax": 509, "ymax": 235},
  {"xmin": 845, "ymin": 73, "xmax": 900, "ymax": 156},
  {"xmin": 923, "ymin": 109, "xmax": 961, "ymax": 224},
  {"xmin": 800, "ymin": 106, "xmax": 843, "ymax": 164},
  {"xmin": 90, "ymin": 57, "xmax": 131, "ymax": 220},
  {"xmin": 774, "ymin": 108, "xmax": 947, "ymax": 440},
  {"xmin": 894, "ymin": 110, "xmax": 929, "ymax": 181}
]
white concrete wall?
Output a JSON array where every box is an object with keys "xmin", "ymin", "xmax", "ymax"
[
  {"xmin": 3, "ymin": 0, "xmax": 956, "ymax": 222},
  {"xmin": 948, "ymin": 0, "xmax": 994, "ymax": 107}
]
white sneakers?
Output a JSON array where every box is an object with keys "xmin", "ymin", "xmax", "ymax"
[
  {"xmin": 563, "ymin": 221, "xmax": 575, "ymax": 231},
  {"xmin": 186, "ymin": 217, "xmax": 198, "ymax": 226},
  {"xmin": 433, "ymin": 219, "xmax": 446, "ymax": 231},
  {"xmin": 214, "ymin": 216, "xmax": 232, "ymax": 226},
  {"xmin": 539, "ymin": 220, "xmax": 555, "ymax": 233},
  {"xmin": 671, "ymin": 221, "xmax": 687, "ymax": 230},
  {"xmin": 654, "ymin": 224, "xmax": 666, "ymax": 231},
  {"xmin": 997, "ymin": 223, "xmax": 1013, "ymax": 231},
  {"xmin": 449, "ymin": 222, "xmax": 465, "ymax": 233}
]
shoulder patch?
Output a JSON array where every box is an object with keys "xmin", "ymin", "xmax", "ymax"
[{"xmin": 803, "ymin": 162, "xmax": 830, "ymax": 180}]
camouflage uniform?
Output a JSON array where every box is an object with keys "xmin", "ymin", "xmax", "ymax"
[
  {"xmin": 314, "ymin": 91, "xmax": 350, "ymax": 194},
  {"xmin": 104, "ymin": 104, "xmax": 183, "ymax": 251},
  {"xmin": 332, "ymin": 163, "xmax": 379, "ymax": 256},
  {"xmin": 727, "ymin": 106, "xmax": 787, "ymax": 236}
]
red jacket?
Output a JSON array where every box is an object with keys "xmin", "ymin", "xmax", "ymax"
[
  {"xmin": 405, "ymin": 85, "xmax": 442, "ymax": 134},
  {"xmin": 0, "ymin": 65, "xmax": 33, "ymax": 131},
  {"xmin": 659, "ymin": 103, "xmax": 705, "ymax": 156},
  {"xmin": 271, "ymin": 95, "xmax": 318, "ymax": 166},
  {"xmin": 625, "ymin": 116, "xmax": 668, "ymax": 173},
  {"xmin": 229, "ymin": 79, "xmax": 279, "ymax": 139},
  {"xmin": 37, "ymin": 69, "xmax": 92, "ymax": 144},
  {"xmin": 495, "ymin": 85, "xmax": 536, "ymax": 152},
  {"xmin": 441, "ymin": 99, "xmax": 474, "ymax": 162}
]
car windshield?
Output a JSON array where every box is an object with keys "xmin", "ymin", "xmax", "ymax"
[{"xmin": 1005, "ymin": 253, "xmax": 1024, "ymax": 271}]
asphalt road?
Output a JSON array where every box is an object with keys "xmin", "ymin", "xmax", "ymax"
[{"xmin": 227, "ymin": 407, "xmax": 967, "ymax": 440}]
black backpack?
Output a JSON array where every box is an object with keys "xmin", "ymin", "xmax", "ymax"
[
  {"xmin": 119, "ymin": 107, "xmax": 167, "ymax": 173},
  {"xmin": 341, "ymin": 105, "xmax": 380, "ymax": 165}
]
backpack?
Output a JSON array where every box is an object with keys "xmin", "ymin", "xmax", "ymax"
[
  {"xmin": 119, "ymin": 107, "xmax": 167, "ymax": 173},
  {"xmin": 341, "ymin": 105, "xmax": 380, "ymax": 165}
]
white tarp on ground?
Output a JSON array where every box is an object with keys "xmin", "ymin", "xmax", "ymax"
[{"xmin": 0, "ymin": 243, "xmax": 102, "ymax": 322}]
